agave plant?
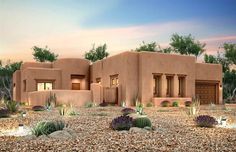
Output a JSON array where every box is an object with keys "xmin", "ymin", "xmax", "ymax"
[
  {"xmin": 32, "ymin": 120, "xmax": 65, "ymax": 137},
  {"xmin": 4, "ymin": 100, "xmax": 19, "ymax": 113},
  {"xmin": 110, "ymin": 115, "xmax": 133, "ymax": 131},
  {"xmin": 195, "ymin": 115, "xmax": 218, "ymax": 128},
  {"xmin": 121, "ymin": 108, "xmax": 136, "ymax": 115}
]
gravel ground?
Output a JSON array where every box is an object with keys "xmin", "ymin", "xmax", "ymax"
[{"xmin": 0, "ymin": 106, "xmax": 236, "ymax": 152}]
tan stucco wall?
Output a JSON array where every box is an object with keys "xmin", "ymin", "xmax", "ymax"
[
  {"xmin": 28, "ymin": 90, "xmax": 91, "ymax": 107},
  {"xmin": 13, "ymin": 51, "xmax": 223, "ymax": 106},
  {"xmin": 90, "ymin": 52, "xmax": 139, "ymax": 106},
  {"xmin": 138, "ymin": 52, "xmax": 196, "ymax": 105},
  {"xmin": 13, "ymin": 70, "xmax": 21, "ymax": 101},
  {"xmin": 53, "ymin": 58, "xmax": 90, "ymax": 90}
]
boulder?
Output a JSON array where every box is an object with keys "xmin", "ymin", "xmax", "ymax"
[
  {"xmin": 129, "ymin": 127, "xmax": 148, "ymax": 133},
  {"xmin": 49, "ymin": 130, "xmax": 75, "ymax": 140}
]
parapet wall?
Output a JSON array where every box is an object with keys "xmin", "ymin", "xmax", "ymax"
[{"xmin": 28, "ymin": 90, "xmax": 92, "ymax": 107}]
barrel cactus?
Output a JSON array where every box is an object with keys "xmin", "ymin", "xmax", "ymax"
[
  {"xmin": 110, "ymin": 115, "xmax": 133, "ymax": 131},
  {"xmin": 133, "ymin": 117, "xmax": 152, "ymax": 128}
]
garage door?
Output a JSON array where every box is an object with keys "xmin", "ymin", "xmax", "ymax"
[{"xmin": 196, "ymin": 82, "xmax": 217, "ymax": 104}]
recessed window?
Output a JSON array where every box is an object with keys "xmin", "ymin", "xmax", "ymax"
[
  {"xmin": 71, "ymin": 75, "xmax": 85, "ymax": 90},
  {"xmin": 178, "ymin": 76, "xmax": 185, "ymax": 97},
  {"xmin": 110, "ymin": 74, "xmax": 119, "ymax": 86},
  {"xmin": 96, "ymin": 78, "xmax": 101, "ymax": 84},
  {"xmin": 166, "ymin": 76, "xmax": 173, "ymax": 97},
  {"xmin": 153, "ymin": 75, "xmax": 161, "ymax": 97},
  {"xmin": 37, "ymin": 82, "xmax": 53, "ymax": 91},
  {"xmin": 23, "ymin": 80, "xmax": 26, "ymax": 92}
]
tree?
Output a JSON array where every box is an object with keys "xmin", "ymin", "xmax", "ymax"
[
  {"xmin": 224, "ymin": 43, "xmax": 236, "ymax": 64},
  {"xmin": 84, "ymin": 44, "xmax": 109, "ymax": 62},
  {"xmin": 135, "ymin": 41, "xmax": 157, "ymax": 52},
  {"xmin": 204, "ymin": 43, "xmax": 236, "ymax": 101},
  {"xmin": 32, "ymin": 46, "xmax": 58, "ymax": 62},
  {"xmin": 170, "ymin": 34, "xmax": 206, "ymax": 57},
  {"xmin": 0, "ymin": 60, "xmax": 22, "ymax": 100}
]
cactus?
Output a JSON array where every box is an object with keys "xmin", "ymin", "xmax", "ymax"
[{"xmin": 133, "ymin": 117, "xmax": 152, "ymax": 128}]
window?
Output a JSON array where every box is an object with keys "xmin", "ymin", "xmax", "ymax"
[
  {"xmin": 110, "ymin": 74, "xmax": 119, "ymax": 86},
  {"xmin": 153, "ymin": 75, "xmax": 161, "ymax": 97},
  {"xmin": 23, "ymin": 80, "xmax": 26, "ymax": 92},
  {"xmin": 166, "ymin": 76, "xmax": 173, "ymax": 97},
  {"xmin": 96, "ymin": 78, "xmax": 101, "ymax": 84},
  {"xmin": 178, "ymin": 76, "xmax": 185, "ymax": 97},
  {"xmin": 37, "ymin": 82, "xmax": 53, "ymax": 91}
]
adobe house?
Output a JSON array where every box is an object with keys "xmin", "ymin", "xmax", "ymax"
[{"xmin": 13, "ymin": 51, "xmax": 222, "ymax": 107}]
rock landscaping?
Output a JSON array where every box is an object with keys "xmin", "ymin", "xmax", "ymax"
[{"xmin": 0, "ymin": 105, "xmax": 236, "ymax": 151}]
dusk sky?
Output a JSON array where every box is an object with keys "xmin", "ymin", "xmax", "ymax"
[{"xmin": 1, "ymin": 0, "xmax": 236, "ymax": 61}]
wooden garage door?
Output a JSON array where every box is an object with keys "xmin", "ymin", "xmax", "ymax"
[{"xmin": 196, "ymin": 82, "xmax": 217, "ymax": 104}]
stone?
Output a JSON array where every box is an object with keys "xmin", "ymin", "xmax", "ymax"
[
  {"xmin": 37, "ymin": 135, "xmax": 50, "ymax": 140},
  {"xmin": 144, "ymin": 126, "xmax": 152, "ymax": 131},
  {"xmin": 22, "ymin": 135, "xmax": 37, "ymax": 140},
  {"xmin": 63, "ymin": 128, "xmax": 77, "ymax": 137},
  {"xmin": 129, "ymin": 127, "xmax": 148, "ymax": 133},
  {"xmin": 49, "ymin": 130, "xmax": 75, "ymax": 140}
]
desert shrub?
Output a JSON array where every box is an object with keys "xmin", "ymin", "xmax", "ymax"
[
  {"xmin": 195, "ymin": 115, "xmax": 217, "ymax": 128},
  {"xmin": 133, "ymin": 117, "xmax": 152, "ymax": 128},
  {"xmin": 45, "ymin": 92, "xmax": 57, "ymax": 110},
  {"xmin": 99, "ymin": 102, "xmax": 108, "ymax": 107},
  {"xmin": 121, "ymin": 101, "xmax": 126, "ymax": 107},
  {"xmin": 146, "ymin": 102, "xmax": 153, "ymax": 107},
  {"xmin": 4, "ymin": 100, "xmax": 19, "ymax": 113},
  {"xmin": 121, "ymin": 108, "xmax": 136, "ymax": 115},
  {"xmin": 172, "ymin": 101, "xmax": 179, "ymax": 107},
  {"xmin": 84, "ymin": 102, "xmax": 94, "ymax": 108},
  {"xmin": 0, "ymin": 108, "xmax": 10, "ymax": 118},
  {"xmin": 58, "ymin": 104, "xmax": 67, "ymax": 116},
  {"xmin": 186, "ymin": 98, "xmax": 201, "ymax": 116},
  {"xmin": 32, "ymin": 120, "xmax": 65, "ymax": 137},
  {"xmin": 136, "ymin": 102, "xmax": 144, "ymax": 115},
  {"xmin": 110, "ymin": 115, "xmax": 133, "ymax": 131},
  {"xmin": 161, "ymin": 100, "xmax": 170, "ymax": 107},
  {"xmin": 32, "ymin": 105, "xmax": 46, "ymax": 111},
  {"xmin": 185, "ymin": 101, "xmax": 192, "ymax": 107}
]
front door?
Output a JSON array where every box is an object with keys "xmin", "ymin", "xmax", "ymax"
[{"xmin": 72, "ymin": 83, "xmax": 80, "ymax": 90}]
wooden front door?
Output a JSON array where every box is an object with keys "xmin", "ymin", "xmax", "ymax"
[
  {"xmin": 196, "ymin": 82, "xmax": 218, "ymax": 104},
  {"xmin": 72, "ymin": 83, "xmax": 80, "ymax": 90}
]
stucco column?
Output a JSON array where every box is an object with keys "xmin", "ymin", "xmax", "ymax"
[
  {"xmin": 173, "ymin": 75, "xmax": 179, "ymax": 97},
  {"xmin": 160, "ymin": 74, "xmax": 167, "ymax": 97}
]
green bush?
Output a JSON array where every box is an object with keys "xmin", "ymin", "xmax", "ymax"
[
  {"xmin": 84, "ymin": 102, "xmax": 94, "ymax": 108},
  {"xmin": 172, "ymin": 101, "xmax": 179, "ymax": 107},
  {"xmin": 133, "ymin": 117, "xmax": 152, "ymax": 128},
  {"xmin": 146, "ymin": 102, "xmax": 153, "ymax": 107},
  {"xmin": 32, "ymin": 120, "xmax": 65, "ymax": 137},
  {"xmin": 5, "ymin": 100, "xmax": 19, "ymax": 113},
  {"xmin": 161, "ymin": 100, "xmax": 170, "ymax": 107}
]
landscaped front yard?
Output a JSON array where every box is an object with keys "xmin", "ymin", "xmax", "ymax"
[{"xmin": 0, "ymin": 105, "xmax": 236, "ymax": 151}]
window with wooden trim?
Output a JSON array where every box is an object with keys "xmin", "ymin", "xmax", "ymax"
[
  {"xmin": 96, "ymin": 78, "xmax": 101, "ymax": 84},
  {"xmin": 37, "ymin": 82, "xmax": 53, "ymax": 91},
  {"xmin": 166, "ymin": 76, "xmax": 173, "ymax": 97},
  {"xmin": 110, "ymin": 75, "xmax": 119, "ymax": 86},
  {"xmin": 153, "ymin": 75, "xmax": 161, "ymax": 97},
  {"xmin": 178, "ymin": 76, "xmax": 185, "ymax": 97}
]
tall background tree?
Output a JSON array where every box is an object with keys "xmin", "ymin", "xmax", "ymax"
[
  {"xmin": 0, "ymin": 60, "xmax": 22, "ymax": 100},
  {"xmin": 84, "ymin": 44, "xmax": 109, "ymax": 62},
  {"xmin": 32, "ymin": 46, "xmax": 58, "ymax": 62},
  {"xmin": 170, "ymin": 34, "xmax": 206, "ymax": 57},
  {"xmin": 204, "ymin": 43, "xmax": 236, "ymax": 101}
]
